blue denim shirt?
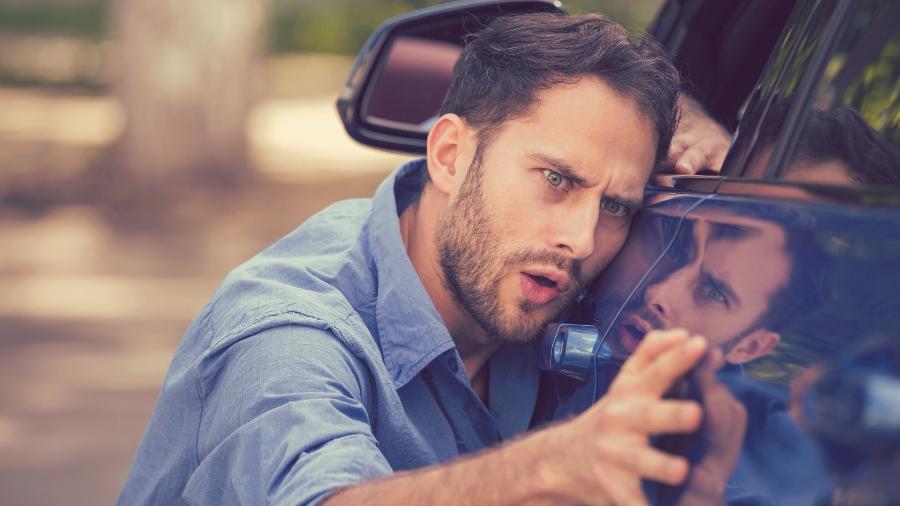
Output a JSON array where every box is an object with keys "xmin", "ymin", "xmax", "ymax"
[{"xmin": 119, "ymin": 159, "xmax": 540, "ymax": 505}]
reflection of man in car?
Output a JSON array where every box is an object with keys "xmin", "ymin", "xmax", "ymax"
[{"xmin": 594, "ymin": 205, "xmax": 823, "ymax": 365}]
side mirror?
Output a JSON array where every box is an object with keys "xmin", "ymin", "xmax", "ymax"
[{"xmin": 337, "ymin": 0, "xmax": 564, "ymax": 154}]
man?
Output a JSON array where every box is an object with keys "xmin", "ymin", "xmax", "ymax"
[
  {"xmin": 595, "ymin": 204, "xmax": 822, "ymax": 365},
  {"xmin": 121, "ymin": 13, "xmax": 727, "ymax": 505}
]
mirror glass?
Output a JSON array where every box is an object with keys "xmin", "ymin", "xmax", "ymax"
[{"xmin": 364, "ymin": 34, "xmax": 462, "ymax": 131}]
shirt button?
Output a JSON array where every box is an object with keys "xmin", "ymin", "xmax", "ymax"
[{"xmin": 448, "ymin": 358, "xmax": 459, "ymax": 373}]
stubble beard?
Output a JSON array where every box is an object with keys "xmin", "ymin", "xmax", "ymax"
[{"xmin": 436, "ymin": 158, "xmax": 582, "ymax": 345}]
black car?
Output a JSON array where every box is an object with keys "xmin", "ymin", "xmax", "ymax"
[{"xmin": 338, "ymin": 1, "xmax": 900, "ymax": 503}]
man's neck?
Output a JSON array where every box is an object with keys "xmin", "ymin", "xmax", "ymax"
[{"xmin": 399, "ymin": 182, "xmax": 502, "ymax": 386}]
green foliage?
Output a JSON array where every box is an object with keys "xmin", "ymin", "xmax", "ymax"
[
  {"xmin": 843, "ymin": 38, "xmax": 900, "ymax": 147},
  {"xmin": 270, "ymin": 1, "xmax": 447, "ymax": 55},
  {"xmin": 269, "ymin": 0, "xmax": 663, "ymax": 55},
  {"xmin": 0, "ymin": 1, "xmax": 661, "ymax": 55},
  {"xmin": 0, "ymin": 4, "xmax": 106, "ymax": 39}
]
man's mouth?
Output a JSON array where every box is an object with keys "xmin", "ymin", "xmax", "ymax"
[
  {"xmin": 611, "ymin": 313, "xmax": 654, "ymax": 353},
  {"xmin": 520, "ymin": 268, "xmax": 572, "ymax": 305}
]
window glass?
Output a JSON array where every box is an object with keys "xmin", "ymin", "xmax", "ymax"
[
  {"xmin": 720, "ymin": 0, "xmax": 841, "ymax": 179},
  {"xmin": 777, "ymin": 0, "xmax": 900, "ymax": 187}
]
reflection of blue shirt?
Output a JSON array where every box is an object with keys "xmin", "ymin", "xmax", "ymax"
[
  {"xmin": 119, "ymin": 159, "xmax": 539, "ymax": 505},
  {"xmin": 720, "ymin": 372, "xmax": 832, "ymax": 506},
  {"xmin": 534, "ymin": 365, "xmax": 833, "ymax": 505}
]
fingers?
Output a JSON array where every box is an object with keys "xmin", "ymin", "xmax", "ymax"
[
  {"xmin": 672, "ymin": 141, "xmax": 728, "ymax": 175},
  {"xmin": 599, "ymin": 439, "xmax": 690, "ymax": 486},
  {"xmin": 673, "ymin": 146, "xmax": 707, "ymax": 175},
  {"xmin": 640, "ymin": 335, "xmax": 708, "ymax": 397},
  {"xmin": 694, "ymin": 347, "xmax": 725, "ymax": 386},
  {"xmin": 678, "ymin": 466, "xmax": 727, "ymax": 506},
  {"xmin": 616, "ymin": 330, "xmax": 708, "ymax": 398},
  {"xmin": 619, "ymin": 328, "xmax": 691, "ymax": 373},
  {"xmin": 603, "ymin": 398, "xmax": 703, "ymax": 435}
]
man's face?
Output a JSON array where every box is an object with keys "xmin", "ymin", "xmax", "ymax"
[
  {"xmin": 596, "ymin": 210, "xmax": 792, "ymax": 362},
  {"xmin": 437, "ymin": 77, "xmax": 657, "ymax": 344}
]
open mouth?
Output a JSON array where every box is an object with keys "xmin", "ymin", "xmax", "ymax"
[
  {"xmin": 526, "ymin": 274, "xmax": 558, "ymax": 289},
  {"xmin": 622, "ymin": 322, "xmax": 644, "ymax": 342},
  {"xmin": 612, "ymin": 314, "xmax": 653, "ymax": 354}
]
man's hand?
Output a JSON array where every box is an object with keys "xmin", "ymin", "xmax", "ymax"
[
  {"xmin": 326, "ymin": 329, "xmax": 712, "ymax": 506},
  {"xmin": 534, "ymin": 329, "xmax": 710, "ymax": 505},
  {"xmin": 664, "ymin": 95, "xmax": 731, "ymax": 175},
  {"xmin": 677, "ymin": 349, "xmax": 747, "ymax": 506}
]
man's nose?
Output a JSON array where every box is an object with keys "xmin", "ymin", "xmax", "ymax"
[
  {"xmin": 643, "ymin": 277, "xmax": 671, "ymax": 323},
  {"xmin": 552, "ymin": 200, "xmax": 600, "ymax": 260}
]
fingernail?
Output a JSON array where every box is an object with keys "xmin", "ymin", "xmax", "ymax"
[
  {"xmin": 678, "ymin": 161, "xmax": 693, "ymax": 174},
  {"xmin": 687, "ymin": 336, "xmax": 707, "ymax": 351}
]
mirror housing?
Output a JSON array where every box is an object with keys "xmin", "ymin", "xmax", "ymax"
[{"xmin": 336, "ymin": 0, "xmax": 564, "ymax": 154}]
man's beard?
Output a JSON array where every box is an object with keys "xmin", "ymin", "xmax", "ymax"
[{"xmin": 436, "ymin": 157, "xmax": 583, "ymax": 344}]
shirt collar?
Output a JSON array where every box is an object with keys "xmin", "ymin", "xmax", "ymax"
[{"xmin": 367, "ymin": 159, "xmax": 456, "ymax": 389}]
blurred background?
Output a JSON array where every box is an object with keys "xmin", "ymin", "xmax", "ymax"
[{"xmin": 0, "ymin": 0, "xmax": 661, "ymax": 503}]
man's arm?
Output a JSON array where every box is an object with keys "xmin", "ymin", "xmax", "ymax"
[
  {"xmin": 326, "ymin": 329, "xmax": 710, "ymax": 506},
  {"xmin": 186, "ymin": 324, "xmax": 394, "ymax": 505}
]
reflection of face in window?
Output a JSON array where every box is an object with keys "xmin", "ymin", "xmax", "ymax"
[{"xmin": 595, "ymin": 214, "xmax": 792, "ymax": 364}]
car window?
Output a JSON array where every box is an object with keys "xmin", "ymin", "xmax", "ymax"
[
  {"xmin": 719, "ymin": 0, "xmax": 843, "ymax": 180},
  {"xmin": 777, "ymin": 0, "xmax": 900, "ymax": 187},
  {"xmin": 721, "ymin": 0, "xmax": 900, "ymax": 190}
]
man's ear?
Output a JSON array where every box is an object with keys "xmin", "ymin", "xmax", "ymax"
[
  {"xmin": 426, "ymin": 113, "xmax": 469, "ymax": 195},
  {"xmin": 725, "ymin": 329, "xmax": 781, "ymax": 364}
]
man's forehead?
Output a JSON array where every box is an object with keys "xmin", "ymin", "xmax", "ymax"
[{"xmin": 704, "ymin": 222, "xmax": 790, "ymax": 296}]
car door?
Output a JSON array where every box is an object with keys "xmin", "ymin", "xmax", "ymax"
[{"xmin": 538, "ymin": 0, "xmax": 900, "ymax": 503}]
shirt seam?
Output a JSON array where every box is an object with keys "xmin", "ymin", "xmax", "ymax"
[
  {"xmin": 192, "ymin": 306, "xmax": 375, "ymax": 465},
  {"xmin": 193, "ymin": 304, "xmax": 214, "ymax": 468}
]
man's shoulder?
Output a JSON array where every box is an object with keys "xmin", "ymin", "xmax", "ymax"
[{"xmin": 182, "ymin": 196, "xmax": 382, "ymax": 365}]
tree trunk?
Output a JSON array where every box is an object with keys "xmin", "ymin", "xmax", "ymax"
[{"xmin": 109, "ymin": 0, "xmax": 267, "ymax": 190}]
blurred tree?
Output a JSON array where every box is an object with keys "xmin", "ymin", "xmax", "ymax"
[
  {"xmin": 108, "ymin": 0, "xmax": 268, "ymax": 197},
  {"xmin": 268, "ymin": 0, "xmax": 662, "ymax": 55}
]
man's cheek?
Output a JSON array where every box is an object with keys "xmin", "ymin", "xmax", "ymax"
[{"xmin": 589, "ymin": 225, "xmax": 630, "ymax": 272}]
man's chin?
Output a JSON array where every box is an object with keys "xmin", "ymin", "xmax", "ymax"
[{"xmin": 490, "ymin": 305, "xmax": 562, "ymax": 345}]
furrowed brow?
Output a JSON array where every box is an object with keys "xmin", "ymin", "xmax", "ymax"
[
  {"xmin": 705, "ymin": 269, "xmax": 742, "ymax": 308},
  {"xmin": 527, "ymin": 153, "xmax": 589, "ymax": 187},
  {"xmin": 605, "ymin": 193, "xmax": 644, "ymax": 212}
]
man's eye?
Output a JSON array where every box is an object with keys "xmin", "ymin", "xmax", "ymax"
[
  {"xmin": 542, "ymin": 169, "xmax": 568, "ymax": 190},
  {"xmin": 703, "ymin": 283, "xmax": 728, "ymax": 304},
  {"xmin": 601, "ymin": 198, "xmax": 627, "ymax": 216}
]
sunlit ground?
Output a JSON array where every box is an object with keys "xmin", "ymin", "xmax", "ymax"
[{"xmin": 0, "ymin": 54, "xmax": 411, "ymax": 504}]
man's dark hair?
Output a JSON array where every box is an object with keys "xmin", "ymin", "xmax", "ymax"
[
  {"xmin": 438, "ymin": 12, "xmax": 681, "ymax": 166},
  {"xmin": 758, "ymin": 226, "xmax": 827, "ymax": 332},
  {"xmin": 792, "ymin": 107, "xmax": 900, "ymax": 186}
]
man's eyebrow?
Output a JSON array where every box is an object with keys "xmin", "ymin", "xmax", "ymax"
[
  {"xmin": 527, "ymin": 153, "xmax": 589, "ymax": 186},
  {"xmin": 527, "ymin": 152, "xmax": 644, "ymax": 210},
  {"xmin": 606, "ymin": 193, "xmax": 644, "ymax": 211},
  {"xmin": 703, "ymin": 269, "xmax": 742, "ymax": 308}
]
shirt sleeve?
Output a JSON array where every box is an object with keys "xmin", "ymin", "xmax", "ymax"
[{"xmin": 183, "ymin": 323, "xmax": 393, "ymax": 505}]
